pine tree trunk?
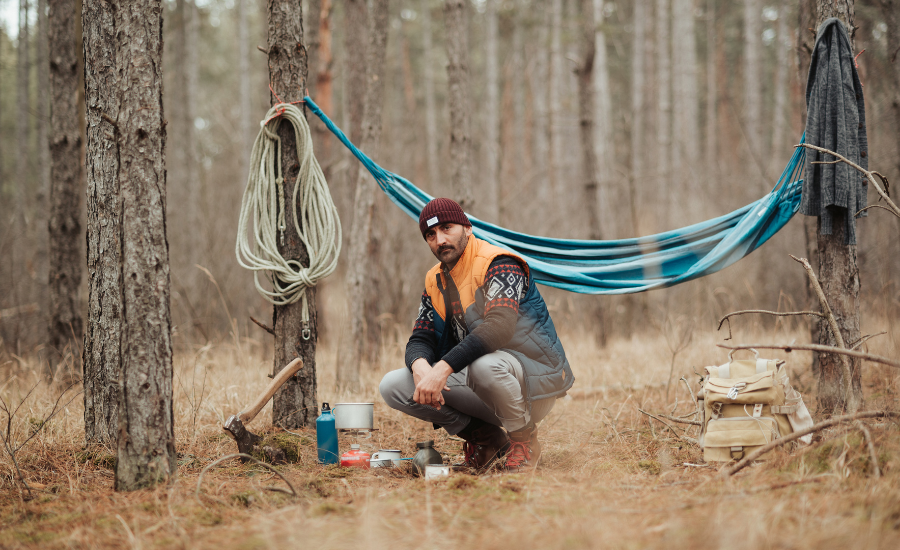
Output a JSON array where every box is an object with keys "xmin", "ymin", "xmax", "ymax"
[
  {"xmin": 671, "ymin": 0, "xmax": 699, "ymax": 217},
  {"xmin": 444, "ymin": 0, "xmax": 473, "ymax": 210},
  {"xmin": 705, "ymin": 0, "xmax": 716, "ymax": 187},
  {"xmin": 528, "ymin": 3, "xmax": 550, "ymax": 210},
  {"xmin": 743, "ymin": 0, "xmax": 762, "ymax": 165},
  {"xmin": 812, "ymin": 0, "xmax": 861, "ymax": 414},
  {"xmin": 338, "ymin": 0, "xmax": 390, "ymax": 392},
  {"xmin": 421, "ymin": 0, "xmax": 440, "ymax": 189},
  {"xmin": 631, "ymin": 0, "xmax": 646, "ymax": 202},
  {"xmin": 268, "ymin": 0, "xmax": 316, "ymax": 429},
  {"xmin": 108, "ymin": 0, "xmax": 175, "ymax": 491},
  {"xmin": 592, "ymin": 0, "xmax": 613, "ymax": 239},
  {"xmin": 35, "ymin": 0, "xmax": 51, "ymax": 353},
  {"xmin": 483, "ymin": 0, "xmax": 500, "ymax": 222},
  {"xmin": 577, "ymin": 0, "xmax": 601, "ymax": 243},
  {"xmin": 16, "ymin": 0, "xmax": 30, "ymax": 221},
  {"xmin": 83, "ymin": 0, "xmax": 122, "ymax": 447},
  {"xmin": 878, "ymin": 0, "xmax": 899, "ymax": 186},
  {"xmin": 238, "ymin": 0, "xmax": 252, "ymax": 187},
  {"xmin": 549, "ymin": 0, "xmax": 563, "ymax": 198},
  {"xmin": 48, "ymin": 0, "xmax": 84, "ymax": 368},
  {"xmin": 655, "ymin": 0, "xmax": 671, "ymax": 229},
  {"xmin": 511, "ymin": 2, "xmax": 525, "ymax": 197},
  {"xmin": 770, "ymin": 1, "xmax": 789, "ymax": 176}
]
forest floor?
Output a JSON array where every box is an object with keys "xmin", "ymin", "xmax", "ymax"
[{"xmin": 1, "ymin": 319, "xmax": 899, "ymax": 550}]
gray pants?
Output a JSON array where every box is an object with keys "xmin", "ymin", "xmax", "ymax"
[{"xmin": 379, "ymin": 350, "xmax": 555, "ymax": 435}]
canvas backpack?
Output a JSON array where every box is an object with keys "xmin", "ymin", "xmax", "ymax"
[{"xmin": 699, "ymin": 350, "xmax": 814, "ymax": 462}]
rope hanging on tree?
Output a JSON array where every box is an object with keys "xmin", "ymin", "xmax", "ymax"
[{"xmin": 236, "ymin": 102, "xmax": 341, "ymax": 337}]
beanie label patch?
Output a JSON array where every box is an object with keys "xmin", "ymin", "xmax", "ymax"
[{"xmin": 426, "ymin": 216, "xmax": 439, "ymax": 228}]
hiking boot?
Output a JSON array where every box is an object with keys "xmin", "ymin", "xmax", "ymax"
[
  {"xmin": 452, "ymin": 418, "xmax": 510, "ymax": 473},
  {"xmin": 504, "ymin": 422, "xmax": 541, "ymax": 472}
]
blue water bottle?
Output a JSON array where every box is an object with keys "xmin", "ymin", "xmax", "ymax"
[{"xmin": 316, "ymin": 402, "xmax": 338, "ymax": 464}]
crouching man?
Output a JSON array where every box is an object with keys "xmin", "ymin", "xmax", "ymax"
[{"xmin": 379, "ymin": 198, "xmax": 574, "ymax": 473}]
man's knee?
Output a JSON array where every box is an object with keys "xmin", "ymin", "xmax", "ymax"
[
  {"xmin": 467, "ymin": 353, "xmax": 512, "ymax": 393},
  {"xmin": 379, "ymin": 368, "xmax": 414, "ymax": 410}
]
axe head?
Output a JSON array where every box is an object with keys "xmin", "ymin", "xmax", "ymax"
[{"xmin": 223, "ymin": 414, "xmax": 263, "ymax": 458}]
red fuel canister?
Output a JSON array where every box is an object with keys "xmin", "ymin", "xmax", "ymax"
[{"xmin": 340, "ymin": 444, "xmax": 371, "ymax": 469}]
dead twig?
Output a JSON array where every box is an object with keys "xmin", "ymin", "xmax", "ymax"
[
  {"xmin": 720, "ymin": 411, "xmax": 900, "ymax": 477},
  {"xmin": 250, "ymin": 316, "xmax": 276, "ymax": 336},
  {"xmin": 196, "ymin": 453, "xmax": 297, "ymax": 498},
  {"xmin": 638, "ymin": 409, "xmax": 698, "ymax": 446},
  {"xmin": 796, "ymin": 143, "xmax": 900, "ymax": 218},
  {"xmin": 855, "ymin": 421, "xmax": 881, "ymax": 478},
  {"xmin": 659, "ymin": 414, "xmax": 702, "ymax": 426},
  {"xmin": 716, "ymin": 343, "xmax": 900, "ymax": 369},
  {"xmin": 717, "ymin": 310, "xmax": 824, "ymax": 340},
  {"xmin": 849, "ymin": 331, "xmax": 886, "ymax": 351},
  {"xmin": 790, "ymin": 255, "xmax": 858, "ymax": 413}
]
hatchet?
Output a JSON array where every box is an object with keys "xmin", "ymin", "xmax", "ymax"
[{"xmin": 223, "ymin": 357, "xmax": 304, "ymax": 456}]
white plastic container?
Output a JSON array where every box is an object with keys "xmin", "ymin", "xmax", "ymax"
[{"xmin": 424, "ymin": 464, "xmax": 450, "ymax": 480}]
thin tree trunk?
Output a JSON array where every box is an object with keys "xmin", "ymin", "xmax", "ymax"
[
  {"xmin": 655, "ymin": 0, "xmax": 671, "ymax": 228},
  {"xmin": 47, "ymin": 0, "xmax": 84, "ymax": 368},
  {"xmin": 578, "ymin": 0, "xmax": 601, "ymax": 242},
  {"xmin": 444, "ymin": 0, "xmax": 472, "ymax": 210},
  {"xmin": 705, "ymin": 0, "xmax": 716, "ymax": 187},
  {"xmin": 186, "ymin": 1, "xmax": 201, "ymax": 262},
  {"xmin": 421, "ymin": 0, "xmax": 440, "ymax": 189},
  {"xmin": 83, "ymin": 0, "xmax": 122, "ymax": 447},
  {"xmin": 338, "ymin": 0, "xmax": 389, "ymax": 391},
  {"xmin": 111, "ymin": 0, "xmax": 175, "ymax": 491},
  {"xmin": 238, "ymin": 0, "xmax": 252, "ymax": 186},
  {"xmin": 17, "ymin": 0, "xmax": 30, "ymax": 222},
  {"xmin": 592, "ymin": 0, "xmax": 613, "ymax": 238},
  {"xmin": 529, "ymin": 3, "xmax": 550, "ymax": 211},
  {"xmin": 770, "ymin": 0, "xmax": 789, "ymax": 177},
  {"xmin": 549, "ymin": 0, "xmax": 563, "ymax": 197},
  {"xmin": 313, "ymin": 0, "xmax": 334, "ymax": 160},
  {"xmin": 743, "ymin": 0, "xmax": 762, "ymax": 166},
  {"xmin": 344, "ymin": 0, "xmax": 367, "ymax": 146},
  {"xmin": 878, "ymin": 0, "xmax": 899, "ymax": 189},
  {"xmin": 268, "ymin": 0, "xmax": 316, "ymax": 429},
  {"xmin": 483, "ymin": 0, "xmax": 500, "ymax": 222},
  {"xmin": 631, "ymin": 0, "xmax": 646, "ymax": 215},
  {"xmin": 511, "ymin": 1, "xmax": 525, "ymax": 204},
  {"xmin": 671, "ymin": 0, "xmax": 699, "ymax": 218},
  {"xmin": 812, "ymin": 0, "xmax": 861, "ymax": 414}
]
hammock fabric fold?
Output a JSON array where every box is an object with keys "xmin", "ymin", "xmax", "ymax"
[{"xmin": 303, "ymin": 96, "xmax": 805, "ymax": 295}]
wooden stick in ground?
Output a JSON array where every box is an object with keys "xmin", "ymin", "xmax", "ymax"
[
  {"xmin": 716, "ymin": 343, "xmax": 900, "ymax": 369},
  {"xmin": 855, "ymin": 421, "xmax": 881, "ymax": 478},
  {"xmin": 790, "ymin": 255, "xmax": 857, "ymax": 413},
  {"xmin": 719, "ymin": 411, "xmax": 900, "ymax": 477},
  {"xmin": 797, "ymin": 143, "xmax": 900, "ymax": 218}
]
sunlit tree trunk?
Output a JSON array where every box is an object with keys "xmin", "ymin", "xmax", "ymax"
[
  {"xmin": 444, "ymin": 0, "xmax": 473, "ymax": 209},
  {"xmin": 483, "ymin": 0, "xmax": 500, "ymax": 222},
  {"xmin": 47, "ymin": 0, "xmax": 84, "ymax": 369},
  {"xmin": 339, "ymin": 0, "xmax": 389, "ymax": 392}
]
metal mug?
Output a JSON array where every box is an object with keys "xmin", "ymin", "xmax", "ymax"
[
  {"xmin": 370, "ymin": 449, "xmax": 402, "ymax": 468},
  {"xmin": 424, "ymin": 464, "xmax": 450, "ymax": 480}
]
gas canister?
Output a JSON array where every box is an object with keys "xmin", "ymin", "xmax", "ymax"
[{"xmin": 340, "ymin": 444, "xmax": 371, "ymax": 469}]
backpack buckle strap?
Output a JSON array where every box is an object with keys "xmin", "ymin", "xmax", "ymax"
[
  {"xmin": 726, "ymin": 382, "xmax": 747, "ymax": 400},
  {"xmin": 753, "ymin": 404, "xmax": 763, "ymax": 417},
  {"xmin": 730, "ymin": 447, "xmax": 744, "ymax": 460},
  {"xmin": 710, "ymin": 402, "xmax": 723, "ymax": 420},
  {"xmin": 771, "ymin": 403, "xmax": 800, "ymax": 415}
]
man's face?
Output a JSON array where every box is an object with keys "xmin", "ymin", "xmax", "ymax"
[{"xmin": 424, "ymin": 223, "xmax": 472, "ymax": 267}]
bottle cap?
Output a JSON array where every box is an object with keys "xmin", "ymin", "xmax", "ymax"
[
  {"xmin": 415, "ymin": 440, "xmax": 435, "ymax": 449},
  {"xmin": 351, "ymin": 444, "xmax": 360, "ymax": 450},
  {"xmin": 322, "ymin": 402, "xmax": 330, "ymax": 411}
]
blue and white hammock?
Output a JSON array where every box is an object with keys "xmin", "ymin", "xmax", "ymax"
[{"xmin": 304, "ymin": 96, "xmax": 805, "ymax": 295}]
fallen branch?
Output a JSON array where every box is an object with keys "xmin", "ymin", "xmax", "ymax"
[
  {"xmin": 790, "ymin": 255, "xmax": 858, "ymax": 413},
  {"xmin": 717, "ymin": 343, "xmax": 900, "ymax": 369},
  {"xmin": 638, "ymin": 409, "xmax": 699, "ymax": 445},
  {"xmin": 196, "ymin": 453, "xmax": 297, "ymax": 498},
  {"xmin": 720, "ymin": 411, "xmax": 900, "ymax": 477},
  {"xmin": 855, "ymin": 421, "xmax": 881, "ymax": 478},
  {"xmin": 797, "ymin": 143, "xmax": 900, "ymax": 218},
  {"xmin": 659, "ymin": 413, "xmax": 702, "ymax": 426},
  {"xmin": 718, "ymin": 309, "xmax": 824, "ymax": 340}
]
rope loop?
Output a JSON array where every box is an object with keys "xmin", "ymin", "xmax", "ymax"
[{"xmin": 236, "ymin": 103, "xmax": 341, "ymax": 316}]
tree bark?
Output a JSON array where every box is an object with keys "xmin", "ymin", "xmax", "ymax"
[
  {"xmin": 705, "ymin": 0, "xmax": 716, "ymax": 187},
  {"xmin": 421, "ymin": 0, "xmax": 440, "ymax": 189},
  {"xmin": 592, "ymin": 0, "xmax": 613, "ymax": 238},
  {"xmin": 83, "ymin": 0, "xmax": 122, "ymax": 447},
  {"xmin": 107, "ymin": 0, "xmax": 175, "ymax": 491},
  {"xmin": 549, "ymin": 0, "xmax": 563, "ymax": 198},
  {"xmin": 631, "ymin": 0, "xmax": 646, "ymax": 206},
  {"xmin": 338, "ymin": 0, "xmax": 390, "ymax": 391},
  {"xmin": 444, "ymin": 0, "xmax": 472, "ymax": 210},
  {"xmin": 812, "ymin": 0, "xmax": 861, "ymax": 414},
  {"xmin": 577, "ymin": 0, "xmax": 601, "ymax": 242},
  {"xmin": 655, "ymin": 0, "xmax": 671, "ymax": 229},
  {"xmin": 878, "ymin": 0, "xmax": 900, "ymax": 190},
  {"xmin": 48, "ymin": 0, "xmax": 84, "ymax": 367},
  {"xmin": 344, "ymin": 0, "xmax": 367, "ymax": 146},
  {"xmin": 770, "ymin": 1, "xmax": 789, "ymax": 177},
  {"xmin": 35, "ymin": 0, "xmax": 51, "ymax": 348},
  {"xmin": 483, "ymin": 0, "xmax": 500, "ymax": 222},
  {"xmin": 267, "ymin": 0, "xmax": 316, "ymax": 429},
  {"xmin": 528, "ymin": 2, "xmax": 550, "ymax": 211},
  {"xmin": 743, "ymin": 0, "xmax": 762, "ymax": 166},
  {"xmin": 671, "ymin": 0, "xmax": 699, "ymax": 217},
  {"xmin": 238, "ymin": 0, "xmax": 252, "ymax": 186},
  {"xmin": 17, "ymin": 0, "xmax": 31, "ymax": 221}
]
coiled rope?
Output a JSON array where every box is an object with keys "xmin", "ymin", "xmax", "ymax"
[{"xmin": 236, "ymin": 103, "xmax": 341, "ymax": 337}]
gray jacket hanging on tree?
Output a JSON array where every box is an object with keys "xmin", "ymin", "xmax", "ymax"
[{"xmin": 800, "ymin": 17, "xmax": 868, "ymax": 245}]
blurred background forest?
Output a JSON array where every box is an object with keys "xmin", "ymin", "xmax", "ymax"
[{"xmin": 0, "ymin": 0, "xmax": 898, "ymax": 371}]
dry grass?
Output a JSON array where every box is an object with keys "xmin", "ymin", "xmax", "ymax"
[{"xmin": 1, "ymin": 319, "xmax": 899, "ymax": 550}]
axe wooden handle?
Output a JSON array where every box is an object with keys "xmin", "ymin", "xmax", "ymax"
[{"xmin": 238, "ymin": 357, "xmax": 304, "ymax": 424}]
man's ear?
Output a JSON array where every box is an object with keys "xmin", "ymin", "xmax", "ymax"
[{"xmin": 465, "ymin": 226, "xmax": 473, "ymax": 237}]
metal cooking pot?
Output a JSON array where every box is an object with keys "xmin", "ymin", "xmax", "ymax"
[{"xmin": 332, "ymin": 402, "xmax": 374, "ymax": 430}]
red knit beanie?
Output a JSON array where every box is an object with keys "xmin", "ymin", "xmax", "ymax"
[{"xmin": 418, "ymin": 198, "xmax": 471, "ymax": 237}]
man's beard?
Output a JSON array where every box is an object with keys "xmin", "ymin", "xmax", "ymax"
[{"xmin": 435, "ymin": 232, "xmax": 469, "ymax": 265}]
